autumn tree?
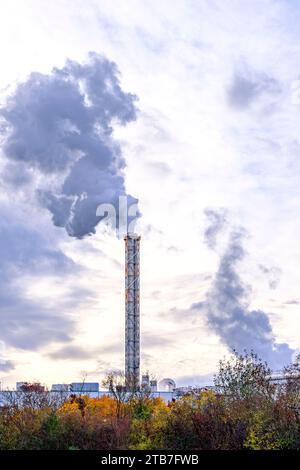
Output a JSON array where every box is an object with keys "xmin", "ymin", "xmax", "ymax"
[
  {"xmin": 214, "ymin": 350, "xmax": 275, "ymax": 402},
  {"xmin": 102, "ymin": 371, "xmax": 128, "ymax": 419}
]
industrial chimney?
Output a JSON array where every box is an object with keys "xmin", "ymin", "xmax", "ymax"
[{"xmin": 124, "ymin": 233, "xmax": 141, "ymax": 389}]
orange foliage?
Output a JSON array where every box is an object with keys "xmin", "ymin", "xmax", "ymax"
[{"xmin": 59, "ymin": 395, "xmax": 121, "ymax": 419}]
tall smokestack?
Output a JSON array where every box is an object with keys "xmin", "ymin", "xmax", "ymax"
[{"xmin": 124, "ymin": 233, "xmax": 141, "ymax": 389}]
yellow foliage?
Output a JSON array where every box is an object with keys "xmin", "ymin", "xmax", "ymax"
[{"xmin": 58, "ymin": 395, "xmax": 122, "ymax": 419}]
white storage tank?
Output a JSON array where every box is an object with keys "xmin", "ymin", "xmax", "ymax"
[{"xmin": 158, "ymin": 378, "xmax": 176, "ymax": 392}]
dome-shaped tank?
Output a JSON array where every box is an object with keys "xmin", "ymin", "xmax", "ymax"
[{"xmin": 158, "ymin": 378, "xmax": 176, "ymax": 392}]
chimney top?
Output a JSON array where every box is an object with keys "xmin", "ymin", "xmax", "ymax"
[{"xmin": 124, "ymin": 232, "xmax": 141, "ymax": 240}]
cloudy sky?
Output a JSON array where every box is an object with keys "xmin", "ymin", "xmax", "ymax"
[{"xmin": 1, "ymin": 0, "xmax": 300, "ymax": 389}]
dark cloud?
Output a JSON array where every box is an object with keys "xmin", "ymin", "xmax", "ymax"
[
  {"xmin": 0, "ymin": 207, "xmax": 84, "ymax": 350},
  {"xmin": 47, "ymin": 345, "xmax": 97, "ymax": 361},
  {"xmin": 0, "ymin": 306, "xmax": 72, "ymax": 351},
  {"xmin": 198, "ymin": 213, "xmax": 292, "ymax": 369},
  {"xmin": 0, "ymin": 161, "xmax": 33, "ymax": 187},
  {"xmin": 0, "ymin": 52, "xmax": 139, "ymax": 238},
  {"xmin": 227, "ymin": 71, "xmax": 281, "ymax": 110},
  {"xmin": 0, "ymin": 360, "xmax": 15, "ymax": 372},
  {"xmin": 0, "ymin": 209, "xmax": 75, "ymax": 275}
]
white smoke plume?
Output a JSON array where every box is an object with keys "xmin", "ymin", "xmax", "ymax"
[{"xmin": 198, "ymin": 209, "xmax": 293, "ymax": 369}]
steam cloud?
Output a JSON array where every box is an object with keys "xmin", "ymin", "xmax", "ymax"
[
  {"xmin": 200, "ymin": 209, "xmax": 292, "ymax": 369},
  {"xmin": 0, "ymin": 52, "xmax": 138, "ymax": 238},
  {"xmin": 204, "ymin": 208, "xmax": 227, "ymax": 249}
]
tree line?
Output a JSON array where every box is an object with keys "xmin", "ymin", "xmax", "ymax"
[{"xmin": 0, "ymin": 351, "xmax": 300, "ymax": 450}]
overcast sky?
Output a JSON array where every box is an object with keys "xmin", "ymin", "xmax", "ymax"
[{"xmin": 1, "ymin": 0, "xmax": 300, "ymax": 389}]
